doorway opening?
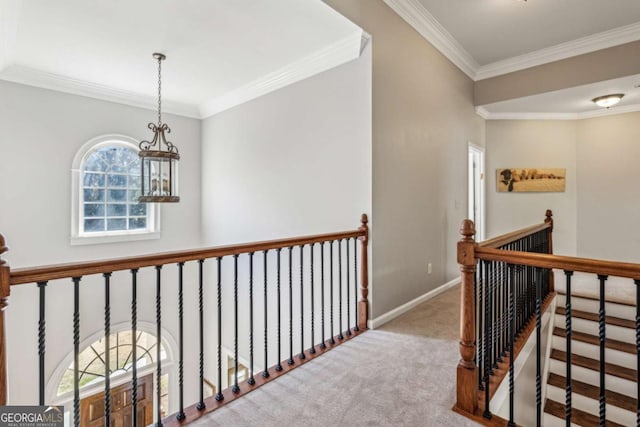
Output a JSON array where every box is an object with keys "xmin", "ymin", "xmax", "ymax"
[{"xmin": 468, "ymin": 143, "xmax": 485, "ymax": 241}]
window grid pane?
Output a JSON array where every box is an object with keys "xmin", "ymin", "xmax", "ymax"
[{"xmin": 81, "ymin": 145, "xmax": 150, "ymax": 234}]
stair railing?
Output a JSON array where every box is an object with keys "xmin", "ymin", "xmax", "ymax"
[
  {"xmin": 0, "ymin": 214, "xmax": 370, "ymax": 427},
  {"xmin": 455, "ymin": 209, "xmax": 640, "ymax": 426}
]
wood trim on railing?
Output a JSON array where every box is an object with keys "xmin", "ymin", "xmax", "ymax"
[
  {"xmin": 476, "ymin": 248, "xmax": 640, "ymax": 280},
  {"xmin": 456, "ymin": 219, "xmax": 478, "ymax": 414},
  {"xmin": 478, "ymin": 222, "xmax": 551, "ymax": 249},
  {"xmin": 9, "ymin": 229, "xmax": 366, "ymax": 286},
  {"xmin": 358, "ymin": 214, "xmax": 369, "ymax": 330}
]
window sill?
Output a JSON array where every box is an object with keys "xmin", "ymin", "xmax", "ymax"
[{"xmin": 70, "ymin": 231, "xmax": 161, "ymax": 246}]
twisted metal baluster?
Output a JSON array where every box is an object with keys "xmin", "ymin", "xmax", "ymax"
[
  {"xmin": 598, "ymin": 274, "xmax": 608, "ymax": 425},
  {"xmin": 345, "ymin": 240, "xmax": 351, "ymax": 336},
  {"xmin": 155, "ymin": 266, "xmax": 163, "ymax": 427},
  {"xmin": 233, "ymin": 254, "xmax": 240, "ymax": 393},
  {"xmin": 565, "ymin": 270, "xmax": 573, "ymax": 426},
  {"xmin": 299, "ymin": 245, "xmax": 306, "ymax": 360},
  {"xmin": 288, "ymin": 247, "xmax": 294, "ymax": 365},
  {"xmin": 37, "ymin": 281, "xmax": 47, "ymax": 406},
  {"xmin": 507, "ymin": 265, "xmax": 515, "ymax": 427},
  {"xmin": 353, "ymin": 238, "xmax": 359, "ymax": 332},
  {"xmin": 482, "ymin": 260, "xmax": 492, "ymax": 419},
  {"xmin": 309, "ymin": 243, "xmax": 316, "ymax": 354},
  {"xmin": 197, "ymin": 259, "xmax": 206, "ymax": 410},
  {"xmin": 215, "ymin": 257, "xmax": 224, "ymax": 401},
  {"xmin": 535, "ymin": 268, "xmax": 542, "ymax": 427},
  {"xmin": 329, "ymin": 241, "xmax": 335, "ymax": 345},
  {"xmin": 248, "ymin": 252, "xmax": 256, "ymax": 385},
  {"xmin": 73, "ymin": 277, "xmax": 81, "ymax": 427},
  {"xmin": 104, "ymin": 272, "xmax": 112, "ymax": 427},
  {"xmin": 478, "ymin": 261, "xmax": 484, "ymax": 391},
  {"xmin": 263, "ymin": 250, "xmax": 270, "ymax": 378},
  {"xmin": 320, "ymin": 242, "xmax": 327, "ymax": 349},
  {"xmin": 276, "ymin": 249, "xmax": 283, "ymax": 371},
  {"xmin": 131, "ymin": 269, "xmax": 139, "ymax": 427},
  {"xmin": 338, "ymin": 240, "xmax": 344, "ymax": 340},
  {"xmin": 177, "ymin": 263, "xmax": 186, "ymax": 420}
]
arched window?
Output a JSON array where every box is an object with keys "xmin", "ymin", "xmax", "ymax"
[
  {"xmin": 71, "ymin": 136, "xmax": 159, "ymax": 244},
  {"xmin": 57, "ymin": 330, "xmax": 167, "ymax": 396}
]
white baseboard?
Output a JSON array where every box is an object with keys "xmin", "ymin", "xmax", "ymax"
[{"xmin": 368, "ymin": 277, "xmax": 461, "ymax": 329}]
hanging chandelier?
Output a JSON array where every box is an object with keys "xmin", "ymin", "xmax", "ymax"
[{"xmin": 139, "ymin": 52, "xmax": 180, "ymax": 203}]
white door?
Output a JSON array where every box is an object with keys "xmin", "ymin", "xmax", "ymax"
[{"xmin": 468, "ymin": 143, "xmax": 485, "ymax": 241}]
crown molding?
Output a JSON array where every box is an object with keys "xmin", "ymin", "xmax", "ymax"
[
  {"xmin": 475, "ymin": 21, "xmax": 640, "ymax": 80},
  {"xmin": 199, "ymin": 30, "xmax": 362, "ymax": 118},
  {"xmin": 384, "ymin": 1, "xmax": 640, "ymax": 81},
  {"xmin": 0, "ymin": 64, "xmax": 201, "ymax": 118},
  {"xmin": 382, "ymin": 0, "xmax": 477, "ymax": 79},
  {"xmin": 478, "ymin": 103, "xmax": 640, "ymax": 121},
  {"xmin": 475, "ymin": 106, "xmax": 490, "ymax": 119}
]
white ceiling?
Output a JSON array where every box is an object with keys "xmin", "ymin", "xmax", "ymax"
[
  {"xmin": 0, "ymin": 0, "xmax": 363, "ymax": 118},
  {"xmin": 3, "ymin": 0, "xmax": 640, "ymax": 119}
]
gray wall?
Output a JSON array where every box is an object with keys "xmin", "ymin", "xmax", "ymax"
[
  {"xmin": 0, "ymin": 80, "xmax": 202, "ymax": 406},
  {"xmin": 485, "ymin": 120, "xmax": 578, "ymax": 256},
  {"xmin": 577, "ymin": 112, "xmax": 640, "ymax": 263},
  {"xmin": 325, "ymin": 0, "xmax": 485, "ymax": 318}
]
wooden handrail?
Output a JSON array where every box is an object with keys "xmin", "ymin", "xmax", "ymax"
[
  {"xmin": 476, "ymin": 247, "xmax": 640, "ymax": 279},
  {"xmin": 10, "ymin": 228, "xmax": 366, "ymax": 286},
  {"xmin": 479, "ymin": 220, "xmax": 552, "ymax": 249}
]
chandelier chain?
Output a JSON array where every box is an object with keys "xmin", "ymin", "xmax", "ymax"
[{"xmin": 157, "ymin": 55, "xmax": 162, "ymax": 126}]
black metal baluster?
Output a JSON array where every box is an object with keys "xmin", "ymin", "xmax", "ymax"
[
  {"xmin": 483, "ymin": 260, "xmax": 492, "ymax": 420},
  {"xmin": 233, "ymin": 254, "xmax": 240, "ymax": 393},
  {"xmin": 276, "ymin": 249, "xmax": 283, "ymax": 371},
  {"xmin": 131, "ymin": 269, "xmax": 138, "ymax": 427},
  {"xmin": 598, "ymin": 274, "xmax": 608, "ymax": 426},
  {"xmin": 263, "ymin": 250, "xmax": 270, "ymax": 378},
  {"xmin": 197, "ymin": 259, "xmax": 206, "ymax": 410},
  {"xmin": 309, "ymin": 244, "xmax": 316, "ymax": 354},
  {"xmin": 155, "ymin": 266, "xmax": 162, "ymax": 427},
  {"xmin": 72, "ymin": 276, "xmax": 81, "ymax": 427},
  {"xmin": 299, "ymin": 245, "xmax": 306, "ymax": 360},
  {"xmin": 320, "ymin": 243, "xmax": 327, "ymax": 349},
  {"xmin": 288, "ymin": 247, "xmax": 294, "ymax": 365},
  {"xmin": 492, "ymin": 261, "xmax": 498, "ymax": 372},
  {"xmin": 104, "ymin": 272, "xmax": 112, "ymax": 427},
  {"xmin": 338, "ymin": 240, "xmax": 344, "ymax": 340},
  {"xmin": 346, "ymin": 240, "xmax": 351, "ymax": 336},
  {"xmin": 215, "ymin": 257, "xmax": 224, "ymax": 401},
  {"xmin": 535, "ymin": 268, "xmax": 542, "ymax": 427},
  {"xmin": 353, "ymin": 238, "xmax": 359, "ymax": 332},
  {"xmin": 37, "ymin": 281, "xmax": 47, "ymax": 406},
  {"xmin": 564, "ymin": 270, "xmax": 573, "ymax": 426},
  {"xmin": 508, "ymin": 264, "xmax": 515, "ymax": 427},
  {"xmin": 248, "ymin": 252, "xmax": 256, "ymax": 385},
  {"xmin": 635, "ymin": 279, "xmax": 640, "ymax": 427},
  {"xmin": 177, "ymin": 263, "xmax": 186, "ymax": 420},
  {"xmin": 478, "ymin": 261, "xmax": 484, "ymax": 391},
  {"xmin": 329, "ymin": 241, "xmax": 335, "ymax": 345}
]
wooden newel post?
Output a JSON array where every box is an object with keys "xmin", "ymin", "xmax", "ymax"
[
  {"xmin": 0, "ymin": 234, "xmax": 10, "ymax": 405},
  {"xmin": 456, "ymin": 220, "xmax": 478, "ymax": 414},
  {"xmin": 358, "ymin": 214, "xmax": 369, "ymax": 330},
  {"xmin": 545, "ymin": 209, "xmax": 554, "ymax": 292}
]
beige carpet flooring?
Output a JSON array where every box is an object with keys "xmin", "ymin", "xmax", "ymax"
[{"xmin": 193, "ymin": 285, "xmax": 479, "ymax": 427}]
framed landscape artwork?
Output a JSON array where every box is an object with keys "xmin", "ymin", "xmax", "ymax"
[{"xmin": 497, "ymin": 168, "xmax": 566, "ymax": 193}]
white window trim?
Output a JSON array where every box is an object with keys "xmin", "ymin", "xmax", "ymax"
[{"xmin": 70, "ymin": 134, "xmax": 160, "ymax": 245}]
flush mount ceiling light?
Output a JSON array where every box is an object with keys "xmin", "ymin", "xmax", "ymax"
[
  {"xmin": 139, "ymin": 53, "xmax": 180, "ymax": 203},
  {"xmin": 592, "ymin": 93, "xmax": 624, "ymax": 109}
]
